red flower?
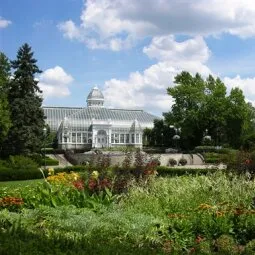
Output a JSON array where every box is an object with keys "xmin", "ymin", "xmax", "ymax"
[
  {"xmin": 99, "ymin": 178, "xmax": 112, "ymax": 189},
  {"xmin": 73, "ymin": 180, "xmax": 84, "ymax": 190},
  {"xmin": 88, "ymin": 179, "xmax": 97, "ymax": 190},
  {"xmin": 244, "ymin": 159, "xmax": 251, "ymax": 165}
]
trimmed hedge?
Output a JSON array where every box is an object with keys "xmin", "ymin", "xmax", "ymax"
[
  {"xmin": 194, "ymin": 146, "xmax": 236, "ymax": 154},
  {"xmin": 45, "ymin": 165, "xmax": 219, "ymax": 177},
  {"xmin": 0, "ymin": 160, "xmax": 221, "ymax": 181},
  {"xmin": 156, "ymin": 166, "xmax": 220, "ymax": 176},
  {"xmin": 204, "ymin": 157, "xmax": 220, "ymax": 164},
  {"xmin": 42, "ymin": 148, "xmax": 66, "ymax": 154},
  {"xmin": 0, "ymin": 156, "xmax": 41, "ymax": 181},
  {"xmin": 44, "ymin": 165, "xmax": 91, "ymax": 176},
  {"xmin": 44, "ymin": 158, "xmax": 59, "ymax": 166},
  {"xmin": 29, "ymin": 154, "xmax": 59, "ymax": 166}
]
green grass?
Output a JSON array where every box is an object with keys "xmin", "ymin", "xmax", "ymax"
[{"xmin": 0, "ymin": 179, "xmax": 43, "ymax": 188}]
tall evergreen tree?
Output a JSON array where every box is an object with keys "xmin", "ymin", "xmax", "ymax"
[
  {"xmin": 4, "ymin": 43, "xmax": 45, "ymax": 155},
  {"xmin": 0, "ymin": 52, "xmax": 12, "ymax": 150}
]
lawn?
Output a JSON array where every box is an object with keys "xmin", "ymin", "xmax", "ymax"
[
  {"xmin": 0, "ymin": 179, "xmax": 43, "ymax": 188},
  {"xmin": 1, "ymin": 171, "xmax": 255, "ymax": 254}
]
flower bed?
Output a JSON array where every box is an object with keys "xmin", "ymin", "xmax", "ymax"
[{"xmin": 0, "ymin": 172, "xmax": 255, "ymax": 254}]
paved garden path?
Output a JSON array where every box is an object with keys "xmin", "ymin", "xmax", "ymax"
[{"xmin": 47, "ymin": 154, "xmax": 73, "ymax": 168}]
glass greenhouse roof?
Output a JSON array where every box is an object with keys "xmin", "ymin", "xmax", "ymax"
[
  {"xmin": 43, "ymin": 107, "xmax": 82, "ymax": 131},
  {"xmin": 43, "ymin": 106, "xmax": 158, "ymax": 131}
]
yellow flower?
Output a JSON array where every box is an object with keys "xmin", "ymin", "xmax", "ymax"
[
  {"xmin": 91, "ymin": 171, "xmax": 99, "ymax": 180},
  {"xmin": 216, "ymin": 211, "xmax": 225, "ymax": 217},
  {"xmin": 48, "ymin": 168, "xmax": 54, "ymax": 176},
  {"xmin": 198, "ymin": 203, "xmax": 213, "ymax": 210},
  {"xmin": 47, "ymin": 171, "xmax": 80, "ymax": 185}
]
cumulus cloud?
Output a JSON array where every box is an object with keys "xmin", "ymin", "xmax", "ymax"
[
  {"xmin": 58, "ymin": 0, "xmax": 255, "ymax": 50},
  {"xmin": 103, "ymin": 36, "xmax": 212, "ymax": 114},
  {"xmin": 0, "ymin": 17, "xmax": 11, "ymax": 29},
  {"xmin": 58, "ymin": 20, "xmax": 81, "ymax": 40},
  {"xmin": 224, "ymin": 75, "xmax": 255, "ymax": 100},
  {"xmin": 56, "ymin": 0, "xmax": 255, "ymax": 114},
  {"xmin": 143, "ymin": 36, "xmax": 210, "ymax": 63},
  {"xmin": 38, "ymin": 66, "xmax": 74, "ymax": 98}
]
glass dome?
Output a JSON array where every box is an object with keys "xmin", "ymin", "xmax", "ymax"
[{"xmin": 86, "ymin": 86, "xmax": 104, "ymax": 107}]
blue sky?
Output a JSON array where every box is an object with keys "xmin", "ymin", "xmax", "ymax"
[{"xmin": 1, "ymin": 0, "xmax": 255, "ymax": 116}]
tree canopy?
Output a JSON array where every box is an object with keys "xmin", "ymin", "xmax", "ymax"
[{"xmin": 163, "ymin": 71, "xmax": 254, "ymax": 149}]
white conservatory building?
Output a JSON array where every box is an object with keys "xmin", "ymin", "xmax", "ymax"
[{"xmin": 43, "ymin": 87, "xmax": 158, "ymax": 149}]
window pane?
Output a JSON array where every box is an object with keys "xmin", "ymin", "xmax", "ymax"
[
  {"xmin": 136, "ymin": 134, "xmax": 139, "ymax": 143},
  {"xmin": 83, "ymin": 133, "xmax": 87, "ymax": 143},
  {"xmin": 115, "ymin": 134, "xmax": 119, "ymax": 143},
  {"xmin": 72, "ymin": 133, "xmax": 76, "ymax": 143},
  {"xmin": 125, "ymin": 134, "xmax": 129, "ymax": 143},
  {"xmin": 120, "ymin": 134, "xmax": 124, "ymax": 143},
  {"xmin": 77, "ymin": 133, "xmax": 81, "ymax": 143}
]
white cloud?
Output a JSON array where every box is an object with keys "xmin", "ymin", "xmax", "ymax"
[
  {"xmin": 39, "ymin": 66, "xmax": 74, "ymax": 98},
  {"xmin": 56, "ymin": 0, "xmax": 255, "ymax": 114},
  {"xmin": 143, "ymin": 36, "xmax": 210, "ymax": 63},
  {"xmin": 58, "ymin": 20, "xmax": 81, "ymax": 40},
  {"xmin": 0, "ymin": 17, "xmax": 11, "ymax": 29},
  {"xmin": 59, "ymin": 0, "xmax": 255, "ymax": 50},
  {"xmin": 103, "ymin": 36, "xmax": 212, "ymax": 115},
  {"xmin": 224, "ymin": 75, "xmax": 255, "ymax": 100},
  {"xmin": 33, "ymin": 19, "xmax": 53, "ymax": 29}
]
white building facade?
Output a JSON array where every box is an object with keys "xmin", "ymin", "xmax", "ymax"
[{"xmin": 43, "ymin": 87, "xmax": 158, "ymax": 149}]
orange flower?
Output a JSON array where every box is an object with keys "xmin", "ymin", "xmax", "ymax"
[
  {"xmin": 195, "ymin": 235, "xmax": 204, "ymax": 244},
  {"xmin": 168, "ymin": 213, "xmax": 186, "ymax": 218},
  {"xmin": 189, "ymin": 247, "xmax": 196, "ymax": 254},
  {"xmin": 215, "ymin": 211, "xmax": 224, "ymax": 217},
  {"xmin": 233, "ymin": 208, "xmax": 244, "ymax": 216},
  {"xmin": 198, "ymin": 203, "xmax": 212, "ymax": 210},
  {"xmin": 0, "ymin": 196, "xmax": 24, "ymax": 207}
]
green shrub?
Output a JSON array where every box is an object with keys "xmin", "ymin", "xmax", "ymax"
[
  {"xmin": 0, "ymin": 156, "xmax": 40, "ymax": 181},
  {"xmin": 29, "ymin": 154, "xmax": 59, "ymax": 166},
  {"xmin": 194, "ymin": 146, "xmax": 218, "ymax": 153},
  {"xmin": 215, "ymin": 235, "xmax": 238, "ymax": 254},
  {"xmin": 205, "ymin": 157, "xmax": 221, "ymax": 164},
  {"xmin": 178, "ymin": 157, "xmax": 187, "ymax": 166},
  {"xmin": 1, "ymin": 162, "xmax": 220, "ymax": 181},
  {"xmin": 44, "ymin": 158, "xmax": 59, "ymax": 166},
  {"xmin": 194, "ymin": 146, "xmax": 235, "ymax": 154},
  {"xmin": 245, "ymin": 239, "xmax": 255, "ymax": 255},
  {"xmin": 0, "ymin": 164, "xmax": 12, "ymax": 181},
  {"xmin": 168, "ymin": 158, "xmax": 177, "ymax": 166},
  {"xmin": 156, "ymin": 166, "xmax": 219, "ymax": 176}
]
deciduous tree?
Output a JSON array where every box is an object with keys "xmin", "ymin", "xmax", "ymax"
[{"xmin": 165, "ymin": 71, "xmax": 254, "ymax": 149}]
